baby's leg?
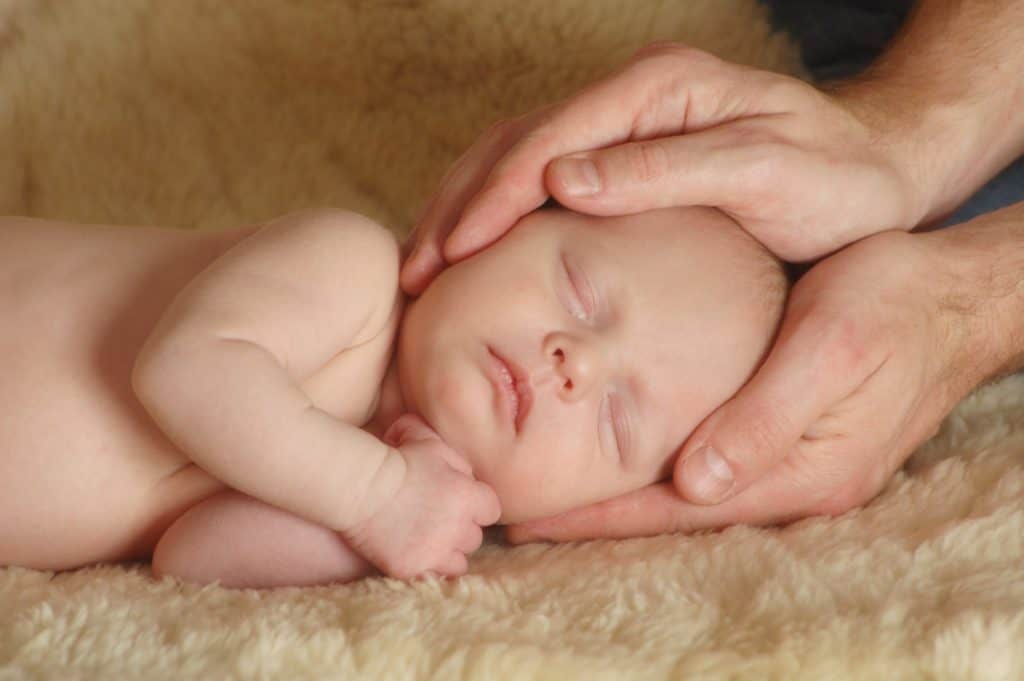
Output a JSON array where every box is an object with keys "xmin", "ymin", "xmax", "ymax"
[{"xmin": 152, "ymin": 490, "xmax": 376, "ymax": 588}]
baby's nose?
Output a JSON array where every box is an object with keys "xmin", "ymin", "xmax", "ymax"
[{"xmin": 543, "ymin": 332, "xmax": 601, "ymax": 401}]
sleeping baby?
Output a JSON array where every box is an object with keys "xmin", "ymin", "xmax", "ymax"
[{"xmin": 0, "ymin": 205, "xmax": 788, "ymax": 588}]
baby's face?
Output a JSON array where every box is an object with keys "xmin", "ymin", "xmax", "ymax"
[{"xmin": 398, "ymin": 207, "xmax": 784, "ymax": 523}]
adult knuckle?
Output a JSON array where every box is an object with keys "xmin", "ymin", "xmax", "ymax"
[
  {"xmin": 733, "ymin": 406, "xmax": 793, "ymax": 463},
  {"xmin": 623, "ymin": 141, "xmax": 671, "ymax": 184},
  {"xmin": 756, "ymin": 72, "xmax": 814, "ymax": 107},
  {"xmin": 624, "ymin": 43, "xmax": 724, "ymax": 90}
]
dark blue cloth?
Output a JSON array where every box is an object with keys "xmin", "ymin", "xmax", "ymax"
[
  {"xmin": 761, "ymin": 0, "xmax": 913, "ymax": 82},
  {"xmin": 759, "ymin": 0, "xmax": 1024, "ymax": 225}
]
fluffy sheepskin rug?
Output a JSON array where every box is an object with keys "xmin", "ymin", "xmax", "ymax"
[{"xmin": 2, "ymin": 2, "xmax": 1023, "ymax": 679}]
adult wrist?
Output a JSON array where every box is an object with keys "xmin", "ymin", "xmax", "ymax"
[
  {"xmin": 835, "ymin": 82, "xmax": 1024, "ymax": 230},
  {"xmin": 825, "ymin": 1, "xmax": 1024, "ymax": 229},
  {"xmin": 828, "ymin": 81, "xmax": 971, "ymax": 228},
  {"xmin": 922, "ymin": 201, "xmax": 1024, "ymax": 387}
]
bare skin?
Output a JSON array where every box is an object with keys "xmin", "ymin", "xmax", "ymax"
[
  {"xmin": 1, "ymin": 205, "xmax": 782, "ymax": 588},
  {"xmin": 0, "ymin": 218, "xmax": 252, "ymax": 568},
  {"xmin": 402, "ymin": 0, "xmax": 1024, "ymax": 538},
  {"xmin": 0, "ymin": 212, "xmax": 499, "ymax": 587}
]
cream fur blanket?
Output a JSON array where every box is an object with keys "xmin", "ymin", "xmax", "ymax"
[{"xmin": 2, "ymin": 2, "xmax": 1023, "ymax": 679}]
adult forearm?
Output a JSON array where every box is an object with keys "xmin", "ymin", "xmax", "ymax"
[
  {"xmin": 832, "ymin": 0, "xmax": 1024, "ymax": 226},
  {"xmin": 924, "ymin": 200, "xmax": 1024, "ymax": 386}
]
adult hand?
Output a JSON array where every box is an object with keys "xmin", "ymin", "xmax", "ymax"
[
  {"xmin": 506, "ymin": 227, "xmax": 995, "ymax": 542},
  {"xmin": 401, "ymin": 42, "xmax": 928, "ymax": 294}
]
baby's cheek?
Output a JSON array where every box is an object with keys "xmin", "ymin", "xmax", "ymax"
[
  {"xmin": 426, "ymin": 372, "xmax": 489, "ymax": 452},
  {"xmin": 481, "ymin": 457, "xmax": 580, "ymax": 524}
]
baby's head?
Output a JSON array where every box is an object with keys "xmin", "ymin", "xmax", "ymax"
[{"xmin": 397, "ymin": 206, "xmax": 788, "ymax": 523}]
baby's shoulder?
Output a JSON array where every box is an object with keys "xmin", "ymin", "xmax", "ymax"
[
  {"xmin": 264, "ymin": 209, "xmax": 401, "ymax": 345},
  {"xmin": 269, "ymin": 208, "xmax": 399, "ymax": 282}
]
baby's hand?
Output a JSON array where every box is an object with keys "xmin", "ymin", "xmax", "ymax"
[{"xmin": 345, "ymin": 414, "xmax": 501, "ymax": 580}]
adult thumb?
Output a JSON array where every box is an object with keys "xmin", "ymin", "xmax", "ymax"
[
  {"xmin": 544, "ymin": 130, "xmax": 741, "ymax": 217},
  {"xmin": 673, "ymin": 342, "xmax": 826, "ymax": 505}
]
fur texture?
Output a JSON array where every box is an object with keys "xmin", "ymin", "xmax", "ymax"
[{"xmin": 2, "ymin": 2, "xmax": 1023, "ymax": 679}]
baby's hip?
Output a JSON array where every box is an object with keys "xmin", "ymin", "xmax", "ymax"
[{"xmin": 0, "ymin": 422, "xmax": 224, "ymax": 570}]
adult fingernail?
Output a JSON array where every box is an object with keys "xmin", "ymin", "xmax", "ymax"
[
  {"xmin": 557, "ymin": 156, "xmax": 601, "ymax": 197},
  {"xmin": 682, "ymin": 445, "xmax": 734, "ymax": 504}
]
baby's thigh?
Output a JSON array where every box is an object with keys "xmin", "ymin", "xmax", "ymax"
[{"xmin": 152, "ymin": 490, "xmax": 376, "ymax": 588}]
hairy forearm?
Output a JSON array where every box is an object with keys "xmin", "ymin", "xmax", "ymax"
[
  {"xmin": 925, "ymin": 200, "xmax": 1024, "ymax": 385},
  {"xmin": 133, "ymin": 338, "xmax": 404, "ymax": 533},
  {"xmin": 831, "ymin": 0, "xmax": 1024, "ymax": 225}
]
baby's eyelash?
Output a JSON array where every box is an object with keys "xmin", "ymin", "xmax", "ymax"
[
  {"xmin": 609, "ymin": 393, "xmax": 630, "ymax": 461},
  {"xmin": 562, "ymin": 254, "xmax": 595, "ymax": 321},
  {"xmin": 600, "ymin": 391, "xmax": 630, "ymax": 462}
]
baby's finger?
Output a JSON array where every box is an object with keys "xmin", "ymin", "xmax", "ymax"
[
  {"xmin": 472, "ymin": 482, "xmax": 502, "ymax": 526},
  {"xmin": 382, "ymin": 413, "xmax": 437, "ymax": 447},
  {"xmin": 435, "ymin": 552, "xmax": 469, "ymax": 578},
  {"xmin": 456, "ymin": 524, "xmax": 484, "ymax": 554}
]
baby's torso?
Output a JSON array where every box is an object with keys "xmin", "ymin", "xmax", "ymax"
[{"xmin": 0, "ymin": 218, "xmax": 397, "ymax": 568}]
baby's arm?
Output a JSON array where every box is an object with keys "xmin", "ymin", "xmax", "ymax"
[
  {"xmin": 133, "ymin": 210, "xmax": 407, "ymax": 538},
  {"xmin": 151, "ymin": 414, "xmax": 502, "ymax": 587},
  {"xmin": 152, "ymin": 489, "xmax": 377, "ymax": 588},
  {"xmin": 152, "ymin": 413, "xmax": 499, "ymax": 586}
]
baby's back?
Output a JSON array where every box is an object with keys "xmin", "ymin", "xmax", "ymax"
[{"xmin": 0, "ymin": 218, "xmax": 255, "ymax": 569}]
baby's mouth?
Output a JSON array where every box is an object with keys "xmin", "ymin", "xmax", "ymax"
[{"xmin": 487, "ymin": 346, "xmax": 533, "ymax": 434}]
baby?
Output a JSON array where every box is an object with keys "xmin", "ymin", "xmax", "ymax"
[{"xmin": 0, "ymin": 205, "xmax": 787, "ymax": 588}]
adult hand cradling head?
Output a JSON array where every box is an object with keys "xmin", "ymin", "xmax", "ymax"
[{"xmin": 402, "ymin": 0, "xmax": 1024, "ymax": 541}]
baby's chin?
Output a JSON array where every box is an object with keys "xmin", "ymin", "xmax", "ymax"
[{"xmin": 482, "ymin": 471, "xmax": 606, "ymax": 526}]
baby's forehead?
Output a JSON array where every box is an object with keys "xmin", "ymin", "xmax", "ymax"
[
  {"xmin": 556, "ymin": 205, "xmax": 739, "ymax": 261},
  {"xmin": 558, "ymin": 209, "xmax": 744, "ymax": 307}
]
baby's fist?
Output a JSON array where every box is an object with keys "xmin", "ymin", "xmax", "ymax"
[{"xmin": 348, "ymin": 414, "xmax": 501, "ymax": 580}]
